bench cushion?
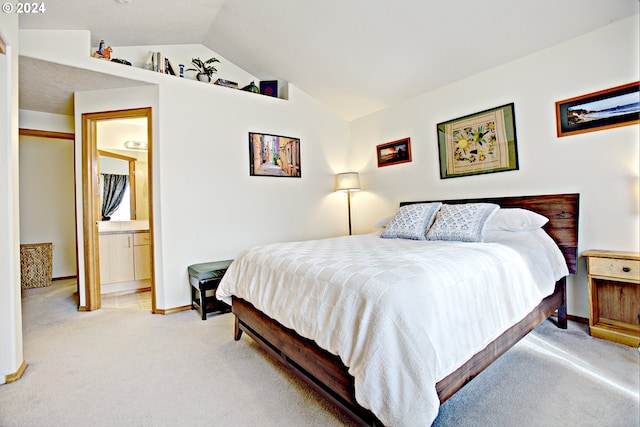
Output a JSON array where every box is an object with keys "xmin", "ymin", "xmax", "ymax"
[{"xmin": 188, "ymin": 259, "xmax": 233, "ymax": 281}]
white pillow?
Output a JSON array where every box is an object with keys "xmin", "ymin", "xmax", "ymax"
[
  {"xmin": 374, "ymin": 216, "xmax": 392, "ymax": 228},
  {"xmin": 426, "ymin": 203, "xmax": 499, "ymax": 242},
  {"xmin": 484, "ymin": 208, "xmax": 548, "ymax": 232},
  {"xmin": 380, "ymin": 202, "xmax": 442, "ymax": 240}
]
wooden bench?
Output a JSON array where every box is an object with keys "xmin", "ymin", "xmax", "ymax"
[{"xmin": 188, "ymin": 260, "xmax": 233, "ymax": 320}]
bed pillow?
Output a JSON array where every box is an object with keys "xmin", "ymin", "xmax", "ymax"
[
  {"xmin": 380, "ymin": 202, "xmax": 442, "ymax": 240},
  {"xmin": 484, "ymin": 208, "xmax": 549, "ymax": 232},
  {"xmin": 426, "ymin": 203, "xmax": 499, "ymax": 242},
  {"xmin": 374, "ymin": 216, "xmax": 392, "ymax": 228}
]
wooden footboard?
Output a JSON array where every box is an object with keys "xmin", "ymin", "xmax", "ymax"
[
  {"xmin": 436, "ymin": 277, "xmax": 566, "ymax": 401},
  {"xmin": 232, "ymin": 278, "xmax": 566, "ymax": 425},
  {"xmin": 233, "ymin": 295, "xmax": 381, "ymax": 425}
]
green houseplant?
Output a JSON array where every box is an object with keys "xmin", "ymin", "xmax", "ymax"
[{"xmin": 186, "ymin": 57, "xmax": 220, "ymax": 82}]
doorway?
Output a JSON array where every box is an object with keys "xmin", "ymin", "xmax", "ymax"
[{"xmin": 82, "ymin": 107, "xmax": 155, "ymax": 312}]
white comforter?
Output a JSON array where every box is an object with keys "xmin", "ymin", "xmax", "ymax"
[{"xmin": 216, "ymin": 229, "xmax": 568, "ymax": 426}]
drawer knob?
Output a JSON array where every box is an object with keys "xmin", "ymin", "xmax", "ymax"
[{"xmin": 622, "ymin": 267, "xmax": 631, "ymax": 272}]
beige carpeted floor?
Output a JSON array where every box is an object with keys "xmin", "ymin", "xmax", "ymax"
[{"xmin": 1, "ymin": 279, "xmax": 638, "ymax": 426}]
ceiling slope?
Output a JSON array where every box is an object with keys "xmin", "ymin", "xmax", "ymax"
[{"xmin": 19, "ymin": 0, "xmax": 640, "ymax": 119}]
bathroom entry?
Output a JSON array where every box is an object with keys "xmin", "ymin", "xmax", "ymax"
[{"xmin": 81, "ymin": 108, "xmax": 155, "ymax": 312}]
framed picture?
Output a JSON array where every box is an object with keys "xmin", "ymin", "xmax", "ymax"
[
  {"xmin": 260, "ymin": 80, "xmax": 278, "ymax": 97},
  {"xmin": 249, "ymin": 132, "xmax": 301, "ymax": 177},
  {"xmin": 436, "ymin": 103, "xmax": 519, "ymax": 179},
  {"xmin": 555, "ymin": 81, "xmax": 640, "ymax": 137},
  {"xmin": 376, "ymin": 137, "xmax": 412, "ymax": 167}
]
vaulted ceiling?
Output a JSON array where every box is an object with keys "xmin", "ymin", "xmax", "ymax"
[{"xmin": 18, "ymin": 0, "xmax": 639, "ymax": 120}]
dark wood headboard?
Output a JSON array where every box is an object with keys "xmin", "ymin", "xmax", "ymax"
[{"xmin": 400, "ymin": 193, "xmax": 580, "ymax": 274}]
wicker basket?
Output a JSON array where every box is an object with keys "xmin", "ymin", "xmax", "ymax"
[{"xmin": 20, "ymin": 243, "xmax": 53, "ymax": 289}]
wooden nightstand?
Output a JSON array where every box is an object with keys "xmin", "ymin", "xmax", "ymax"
[{"xmin": 583, "ymin": 250, "xmax": 640, "ymax": 346}]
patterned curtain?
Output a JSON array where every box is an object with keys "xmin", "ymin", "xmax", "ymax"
[{"xmin": 101, "ymin": 173, "xmax": 129, "ymax": 221}]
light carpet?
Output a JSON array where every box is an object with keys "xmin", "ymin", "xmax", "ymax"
[{"xmin": 1, "ymin": 280, "xmax": 638, "ymax": 426}]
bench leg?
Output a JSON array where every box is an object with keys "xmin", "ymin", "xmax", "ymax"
[{"xmin": 200, "ymin": 287, "xmax": 206, "ymax": 320}]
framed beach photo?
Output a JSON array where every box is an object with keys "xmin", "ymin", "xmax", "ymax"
[
  {"xmin": 436, "ymin": 103, "xmax": 519, "ymax": 179},
  {"xmin": 555, "ymin": 81, "xmax": 640, "ymax": 137},
  {"xmin": 249, "ymin": 132, "xmax": 301, "ymax": 177},
  {"xmin": 376, "ymin": 137, "xmax": 412, "ymax": 167}
]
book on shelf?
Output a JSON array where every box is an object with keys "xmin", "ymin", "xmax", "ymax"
[
  {"xmin": 145, "ymin": 50, "xmax": 180, "ymax": 76},
  {"xmin": 215, "ymin": 78, "xmax": 238, "ymax": 89},
  {"xmin": 165, "ymin": 59, "xmax": 178, "ymax": 76},
  {"xmin": 144, "ymin": 50, "xmax": 154, "ymax": 70},
  {"xmin": 155, "ymin": 52, "xmax": 165, "ymax": 73}
]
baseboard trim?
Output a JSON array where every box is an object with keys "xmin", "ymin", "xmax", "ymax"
[
  {"xmin": 5, "ymin": 360, "xmax": 27, "ymax": 384},
  {"xmin": 567, "ymin": 314, "xmax": 588, "ymax": 324},
  {"xmin": 551, "ymin": 312, "xmax": 588, "ymax": 324},
  {"xmin": 52, "ymin": 275, "xmax": 77, "ymax": 281},
  {"xmin": 154, "ymin": 305, "xmax": 190, "ymax": 315}
]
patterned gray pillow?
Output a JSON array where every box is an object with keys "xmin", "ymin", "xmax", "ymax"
[
  {"xmin": 426, "ymin": 203, "xmax": 499, "ymax": 242},
  {"xmin": 380, "ymin": 202, "xmax": 442, "ymax": 240}
]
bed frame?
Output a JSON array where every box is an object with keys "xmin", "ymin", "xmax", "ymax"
[{"xmin": 230, "ymin": 193, "xmax": 580, "ymax": 425}]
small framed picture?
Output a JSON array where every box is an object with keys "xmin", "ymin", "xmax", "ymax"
[
  {"xmin": 260, "ymin": 80, "xmax": 278, "ymax": 97},
  {"xmin": 376, "ymin": 137, "xmax": 412, "ymax": 167},
  {"xmin": 249, "ymin": 132, "xmax": 301, "ymax": 177},
  {"xmin": 555, "ymin": 81, "xmax": 639, "ymax": 137},
  {"xmin": 436, "ymin": 103, "xmax": 519, "ymax": 179}
]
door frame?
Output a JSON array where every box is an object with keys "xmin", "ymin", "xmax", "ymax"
[{"xmin": 82, "ymin": 107, "xmax": 155, "ymax": 312}]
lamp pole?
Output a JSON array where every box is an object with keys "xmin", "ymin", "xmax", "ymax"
[
  {"xmin": 347, "ymin": 190, "xmax": 352, "ymax": 235},
  {"xmin": 334, "ymin": 172, "xmax": 360, "ymax": 236}
]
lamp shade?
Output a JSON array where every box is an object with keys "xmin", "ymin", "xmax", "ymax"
[{"xmin": 335, "ymin": 172, "xmax": 361, "ymax": 192}]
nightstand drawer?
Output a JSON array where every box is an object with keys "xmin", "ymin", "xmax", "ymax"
[{"xmin": 588, "ymin": 257, "xmax": 640, "ymax": 281}]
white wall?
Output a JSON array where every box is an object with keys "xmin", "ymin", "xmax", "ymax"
[
  {"xmin": 349, "ymin": 16, "xmax": 640, "ymax": 318},
  {"xmin": 0, "ymin": 12, "xmax": 23, "ymax": 384},
  {"xmin": 19, "ymin": 30, "xmax": 351, "ymax": 310},
  {"xmin": 74, "ymin": 84, "xmax": 350, "ymax": 310},
  {"xmin": 19, "ymin": 110, "xmax": 74, "ymax": 133},
  {"xmin": 19, "ymin": 135, "xmax": 77, "ymax": 278},
  {"xmin": 74, "ymin": 85, "xmax": 160, "ymax": 308}
]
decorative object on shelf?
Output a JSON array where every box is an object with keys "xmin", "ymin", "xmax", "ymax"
[
  {"xmin": 102, "ymin": 47, "xmax": 112, "ymax": 60},
  {"xmin": 241, "ymin": 81, "xmax": 259, "ymax": 93},
  {"xmin": 249, "ymin": 132, "xmax": 301, "ymax": 178},
  {"xmin": 111, "ymin": 58, "xmax": 132, "ymax": 66},
  {"xmin": 334, "ymin": 172, "xmax": 361, "ymax": 235},
  {"xmin": 555, "ymin": 81, "xmax": 640, "ymax": 137},
  {"xmin": 376, "ymin": 137, "xmax": 412, "ymax": 168},
  {"xmin": 92, "ymin": 39, "xmax": 113, "ymax": 60},
  {"xmin": 260, "ymin": 80, "xmax": 278, "ymax": 97},
  {"xmin": 186, "ymin": 57, "xmax": 220, "ymax": 83},
  {"xmin": 215, "ymin": 78, "xmax": 238, "ymax": 89},
  {"xmin": 437, "ymin": 103, "xmax": 519, "ymax": 179}
]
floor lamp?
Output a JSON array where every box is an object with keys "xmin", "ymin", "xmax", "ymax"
[{"xmin": 335, "ymin": 172, "xmax": 361, "ymax": 235}]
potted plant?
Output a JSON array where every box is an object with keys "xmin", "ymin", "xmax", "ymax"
[{"xmin": 186, "ymin": 57, "xmax": 220, "ymax": 82}]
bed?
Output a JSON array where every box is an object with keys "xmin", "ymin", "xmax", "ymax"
[{"xmin": 216, "ymin": 193, "xmax": 579, "ymax": 426}]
